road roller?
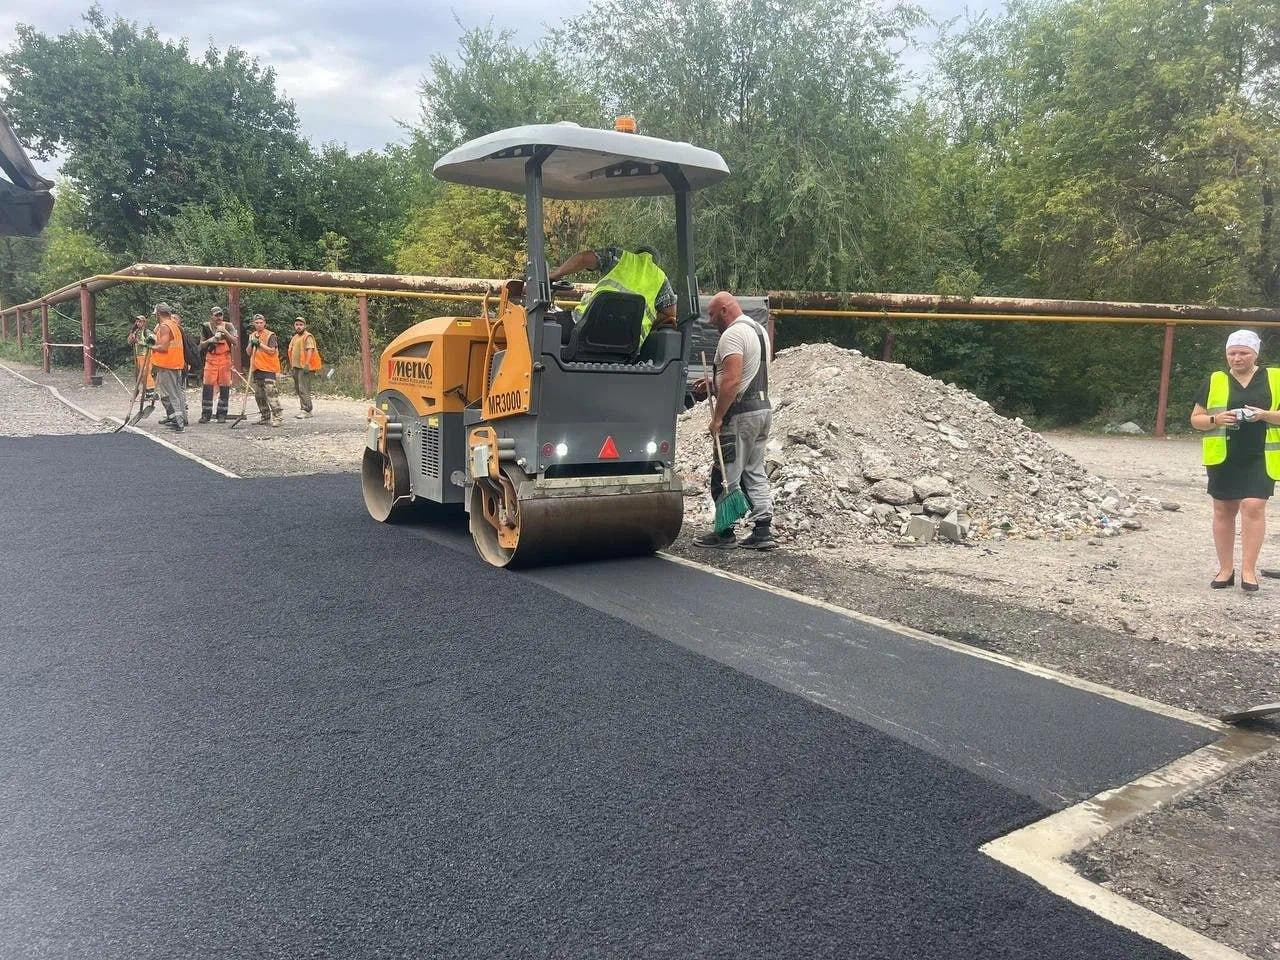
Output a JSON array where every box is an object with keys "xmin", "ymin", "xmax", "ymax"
[{"xmin": 362, "ymin": 121, "xmax": 730, "ymax": 566}]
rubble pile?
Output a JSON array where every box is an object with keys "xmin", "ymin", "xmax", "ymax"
[{"xmin": 676, "ymin": 343, "xmax": 1149, "ymax": 547}]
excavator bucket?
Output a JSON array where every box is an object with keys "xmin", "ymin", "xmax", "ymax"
[{"xmin": 0, "ymin": 107, "xmax": 54, "ymax": 237}]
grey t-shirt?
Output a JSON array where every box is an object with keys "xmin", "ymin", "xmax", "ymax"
[{"xmin": 715, "ymin": 317, "xmax": 770, "ymax": 401}]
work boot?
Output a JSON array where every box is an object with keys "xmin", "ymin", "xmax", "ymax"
[
  {"xmin": 215, "ymin": 413, "xmax": 227, "ymax": 424},
  {"xmin": 168, "ymin": 419, "xmax": 185, "ymax": 433},
  {"xmin": 693, "ymin": 530, "xmax": 738, "ymax": 550},
  {"xmin": 198, "ymin": 414, "xmax": 212, "ymax": 424},
  {"xmin": 739, "ymin": 521, "xmax": 778, "ymax": 551},
  {"xmin": 295, "ymin": 410, "xmax": 313, "ymax": 419},
  {"xmin": 271, "ymin": 417, "xmax": 283, "ymax": 428}
]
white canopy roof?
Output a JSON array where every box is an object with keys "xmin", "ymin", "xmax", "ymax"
[{"xmin": 433, "ymin": 123, "xmax": 730, "ymax": 199}]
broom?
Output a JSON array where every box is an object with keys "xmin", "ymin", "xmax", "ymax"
[{"xmin": 702, "ymin": 352, "xmax": 750, "ymax": 534}]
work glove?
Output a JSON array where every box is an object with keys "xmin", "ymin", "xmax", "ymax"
[
  {"xmin": 248, "ymin": 335, "xmax": 261, "ymax": 349},
  {"xmin": 142, "ymin": 331, "xmax": 157, "ymax": 348}
]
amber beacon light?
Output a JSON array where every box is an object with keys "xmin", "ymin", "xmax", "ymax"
[{"xmin": 614, "ymin": 115, "xmax": 637, "ymax": 134}]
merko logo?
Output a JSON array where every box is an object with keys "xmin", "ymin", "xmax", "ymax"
[{"xmin": 389, "ymin": 358, "xmax": 433, "ymax": 382}]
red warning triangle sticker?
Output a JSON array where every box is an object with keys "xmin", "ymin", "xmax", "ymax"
[{"xmin": 598, "ymin": 436, "xmax": 620, "ymax": 459}]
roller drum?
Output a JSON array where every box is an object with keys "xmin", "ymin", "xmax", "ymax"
[{"xmin": 470, "ymin": 471, "xmax": 683, "ymax": 568}]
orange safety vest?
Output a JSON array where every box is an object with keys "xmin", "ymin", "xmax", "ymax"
[
  {"xmin": 289, "ymin": 332, "xmax": 322, "ymax": 371},
  {"xmin": 250, "ymin": 329, "xmax": 282, "ymax": 375},
  {"xmin": 205, "ymin": 323, "xmax": 232, "ymax": 360},
  {"xmin": 152, "ymin": 316, "xmax": 185, "ymax": 370}
]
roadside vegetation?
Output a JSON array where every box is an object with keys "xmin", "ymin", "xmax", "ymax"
[{"xmin": 1, "ymin": 0, "xmax": 1278, "ymax": 425}]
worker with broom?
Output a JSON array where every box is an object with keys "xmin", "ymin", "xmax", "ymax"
[
  {"xmin": 693, "ymin": 291, "xmax": 776, "ymax": 551},
  {"xmin": 246, "ymin": 313, "xmax": 284, "ymax": 427},
  {"xmin": 126, "ymin": 314, "xmax": 157, "ymax": 409}
]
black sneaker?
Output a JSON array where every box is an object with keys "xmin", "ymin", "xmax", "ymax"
[
  {"xmin": 168, "ymin": 421, "xmax": 185, "ymax": 433},
  {"xmin": 693, "ymin": 530, "xmax": 738, "ymax": 550},
  {"xmin": 739, "ymin": 524, "xmax": 778, "ymax": 551},
  {"xmin": 215, "ymin": 414, "xmax": 227, "ymax": 423},
  {"xmin": 198, "ymin": 414, "xmax": 212, "ymax": 424},
  {"xmin": 157, "ymin": 415, "xmax": 174, "ymax": 425}
]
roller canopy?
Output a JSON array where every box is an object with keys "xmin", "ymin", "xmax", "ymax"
[{"xmin": 433, "ymin": 123, "xmax": 729, "ymax": 199}]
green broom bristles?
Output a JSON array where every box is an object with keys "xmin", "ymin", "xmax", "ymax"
[{"xmin": 714, "ymin": 487, "xmax": 751, "ymax": 534}]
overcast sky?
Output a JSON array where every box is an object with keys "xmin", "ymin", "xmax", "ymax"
[{"xmin": 2, "ymin": 0, "xmax": 1000, "ymax": 175}]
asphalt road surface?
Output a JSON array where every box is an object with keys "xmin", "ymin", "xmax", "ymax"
[{"xmin": 0, "ymin": 435, "xmax": 1210, "ymax": 959}]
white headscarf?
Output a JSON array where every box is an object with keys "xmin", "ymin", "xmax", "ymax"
[{"xmin": 1226, "ymin": 329, "xmax": 1261, "ymax": 354}]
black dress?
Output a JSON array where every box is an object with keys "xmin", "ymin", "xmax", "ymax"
[{"xmin": 1199, "ymin": 370, "xmax": 1276, "ymax": 500}]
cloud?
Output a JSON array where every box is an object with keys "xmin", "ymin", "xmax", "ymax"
[{"xmin": 0, "ymin": 0, "xmax": 591, "ymax": 156}]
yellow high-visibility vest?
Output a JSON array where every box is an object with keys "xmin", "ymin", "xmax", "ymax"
[
  {"xmin": 573, "ymin": 251, "xmax": 669, "ymax": 339},
  {"xmin": 1203, "ymin": 367, "xmax": 1280, "ymax": 479}
]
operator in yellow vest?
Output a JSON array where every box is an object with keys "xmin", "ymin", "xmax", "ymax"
[
  {"xmin": 1190, "ymin": 329, "xmax": 1280, "ymax": 592},
  {"xmin": 548, "ymin": 245, "xmax": 678, "ymax": 340}
]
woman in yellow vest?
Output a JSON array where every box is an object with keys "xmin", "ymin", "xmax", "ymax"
[{"xmin": 1190, "ymin": 330, "xmax": 1280, "ymax": 592}]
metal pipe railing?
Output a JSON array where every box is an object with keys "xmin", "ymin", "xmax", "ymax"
[{"xmin": 3, "ymin": 264, "xmax": 1277, "ymax": 432}]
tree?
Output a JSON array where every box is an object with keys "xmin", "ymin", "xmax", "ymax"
[
  {"xmin": 36, "ymin": 183, "xmax": 113, "ymax": 291},
  {"xmin": 413, "ymin": 23, "xmax": 602, "ymax": 160},
  {"xmin": 555, "ymin": 0, "xmax": 926, "ymax": 291},
  {"xmin": 396, "ymin": 186, "xmax": 524, "ymax": 278},
  {"xmin": 1, "ymin": 6, "xmax": 306, "ymax": 257},
  {"xmin": 293, "ymin": 144, "xmax": 415, "ymax": 275}
]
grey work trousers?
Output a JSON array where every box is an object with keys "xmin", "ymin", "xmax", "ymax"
[
  {"xmin": 292, "ymin": 369, "xmax": 313, "ymax": 412},
  {"xmin": 154, "ymin": 367, "xmax": 188, "ymax": 426},
  {"xmin": 713, "ymin": 408, "xmax": 773, "ymax": 525}
]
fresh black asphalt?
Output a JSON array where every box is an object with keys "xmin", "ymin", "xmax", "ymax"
[{"xmin": 0, "ymin": 434, "xmax": 1195, "ymax": 958}]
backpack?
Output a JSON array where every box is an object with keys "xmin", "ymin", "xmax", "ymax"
[{"xmin": 181, "ymin": 326, "xmax": 203, "ymax": 381}]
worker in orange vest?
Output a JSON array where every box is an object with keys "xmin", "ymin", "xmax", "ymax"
[
  {"xmin": 142, "ymin": 303, "xmax": 188, "ymax": 431},
  {"xmin": 287, "ymin": 316, "xmax": 322, "ymax": 419},
  {"xmin": 247, "ymin": 313, "xmax": 284, "ymax": 427},
  {"xmin": 198, "ymin": 306, "xmax": 238, "ymax": 423}
]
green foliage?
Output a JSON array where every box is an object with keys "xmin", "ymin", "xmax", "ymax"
[
  {"xmin": 6, "ymin": 0, "xmax": 1280, "ymax": 426},
  {"xmin": 0, "ymin": 234, "xmax": 46, "ymax": 309},
  {"xmin": 36, "ymin": 184, "xmax": 113, "ymax": 290},
  {"xmin": 396, "ymin": 186, "xmax": 524, "ymax": 278},
  {"xmin": 1, "ymin": 6, "xmax": 306, "ymax": 258},
  {"xmin": 414, "ymin": 23, "xmax": 602, "ymax": 159},
  {"xmin": 293, "ymin": 145, "xmax": 415, "ymax": 273},
  {"xmin": 556, "ymin": 0, "xmax": 925, "ymax": 291}
]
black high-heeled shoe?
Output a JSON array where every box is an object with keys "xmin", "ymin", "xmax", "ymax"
[{"xmin": 1210, "ymin": 572, "xmax": 1235, "ymax": 589}]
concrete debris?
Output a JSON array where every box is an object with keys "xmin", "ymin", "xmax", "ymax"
[
  {"xmin": 906, "ymin": 515, "xmax": 937, "ymax": 543},
  {"xmin": 1104, "ymin": 421, "xmax": 1145, "ymax": 435},
  {"xmin": 938, "ymin": 510, "xmax": 971, "ymax": 543},
  {"xmin": 912, "ymin": 475, "xmax": 952, "ymax": 500},
  {"xmin": 869, "ymin": 479, "xmax": 915, "ymax": 505},
  {"xmin": 676, "ymin": 342, "xmax": 1151, "ymax": 548}
]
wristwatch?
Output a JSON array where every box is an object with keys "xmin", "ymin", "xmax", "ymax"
[{"xmin": 1210, "ymin": 415, "xmax": 1216, "ymax": 425}]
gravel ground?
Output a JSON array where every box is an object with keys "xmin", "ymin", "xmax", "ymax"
[
  {"xmin": 7, "ymin": 357, "xmax": 1278, "ymax": 957},
  {"xmin": 1074, "ymin": 748, "xmax": 1280, "ymax": 960},
  {"xmin": 0, "ymin": 365, "xmax": 111, "ymax": 436}
]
